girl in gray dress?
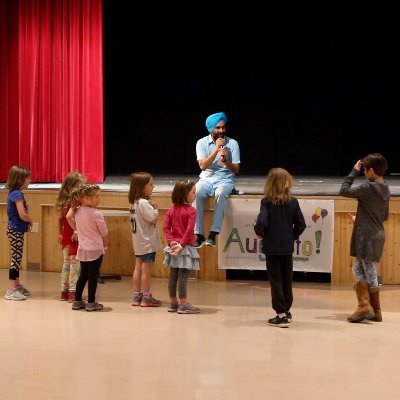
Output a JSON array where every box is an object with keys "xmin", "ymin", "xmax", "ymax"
[{"xmin": 339, "ymin": 153, "xmax": 390, "ymax": 323}]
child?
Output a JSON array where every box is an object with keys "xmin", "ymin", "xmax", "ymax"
[
  {"xmin": 128, "ymin": 172, "xmax": 162, "ymax": 307},
  {"xmin": 55, "ymin": 170, "xmax": 85, "ymax": 302},
  {"xmin": 339, "ymin": 153, "xmax": 390, "ymax": 323},
  {"xmin": 254, "ymin": 168, "xmax": 306, "ymax": 328},
  {"xmin": 4, "ymin": 166, "xmax": 33, "ymax": 301},
  {"xmin": 67, "ymin": 183, "xmax": 108, "ymax": 311},
  {"xmin": 163, "ymin": 179, "xmax": 200, "ymax": 314}
]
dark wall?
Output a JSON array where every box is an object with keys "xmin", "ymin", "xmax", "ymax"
[{"xmin": 104, "ymin": 5, "xmax": 400, "ymax": 176}]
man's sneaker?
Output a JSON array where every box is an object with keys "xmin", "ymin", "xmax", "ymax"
[
  {"xmin": 60, "ymin": 291, "xmax": 69, "ymax": 301},
  {"xmin": 17, "ymin": 285, "xmax": 31, "ymax": 296},
  {"xmin": 286, "ymin": 311, "xmax": 292, "ymax": 323},
  {"xmin": 68, "ymin": 292, "xmax": 75, "ymax": 303},
  {"xmin": 140, "ymin": 294, "xmax": 161, "ymax": 307},
  {"xmin": 177, "ymin": 303, "xmax": 200, "ymax": 314},
  {"xmin": 168, "ymin": 302, "xmax": 179, "ymax": 312},
  {"xmin": 86, "ymin": 302, "xmax": 103, "ymax": 312},
  {"xmin": 4, "ymin": 288, "xmax": 27, "ymax": 301},
  {"xmin": 205, "ymin": 238, "xmax": 216, "ymax": 247},
  {"xmin": 132, "ymin": 292, "xmax": 143, "ymax": 306},
  {"xmin": 267, "ymin": 315, "xmax": 289, "ymax": 328},
  {"xmin": 72, "ymin": 300, "xmax": 86, "ymax": 310},
  {"xmin": 194, "ymin": 236, "xmax": 205, "ymax": 249}
]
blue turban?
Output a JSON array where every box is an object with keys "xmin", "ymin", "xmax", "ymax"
[{"xmin": 205, "ymin": 112, "xmax": 227, "ymax": 132}]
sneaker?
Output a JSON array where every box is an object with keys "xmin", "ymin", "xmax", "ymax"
[
  {"xmin": 86, "ymin": 302, "xmax": 103, "ymax": 312},
  {"xmin": 68, "ymin": 292, "xmax": 75, "ymax": 303},
  {"xmin": 17, "ymin": 285, "xmax": 31, "ymax": 296},
  {"xmin": 286, "ymin": 311, "xmax": 292, "ymax": 323},
  {"xmin": 60, "ymin": 291, "xmax": 69, "ymax": 301},
  {"xmin": 168, "ymin": 303, "xmax": 179, "ymax": 312},
  {"xmin": 177, "ymin": 303, "xmax": 200, "ymax": 314},
  {"xmin": 132, "ymin": 292, "xmax": 143, "ymax": 306},
  {"xmin": 72, "ymin": 300, "xmax": 86, "ymax": 310},
  {"xmin": 205, "ymin": 238, "xmax": 216, "ymax": 247},
  {"xmin": 267, "ymin": 315, "xmax": 289, "ymax": 328},
  {"xmin": 140, "ymin": 294, "xmax": 161, "ymax": 307},
  {"xmin": 4, "ymin": 288, "xmax": 27, "ymax": 301},
  {"xmin": 194, "ymin": 235, "xmax": 206, "ymax": 249}
]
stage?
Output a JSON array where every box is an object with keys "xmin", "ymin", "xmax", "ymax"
[
  {"xmin": 2, "ymin": 174, "xmax": 400, "ymax": 285},
  {"xmin": 6, "ymin": 174, "xmax": 400, "ymax": 196}
]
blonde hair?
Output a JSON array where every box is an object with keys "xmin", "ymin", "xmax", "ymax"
[
  {"xmin": 55, "ymin": 171, "xmax": 86, "ymax": 212},
  {"xmin": 263, "ymin": 168, "xmax": 293, "ymax": 205},
  {"xmin": 128, "ymin": 172, "xmax": 152, "ymax": 203},
  {"xmin": 5, "ymin": 166, "xmax": 31, "ymax": 191},
  {"xmin": 69, "ymin": 183, "xmax": 100, "ymax": 211}
]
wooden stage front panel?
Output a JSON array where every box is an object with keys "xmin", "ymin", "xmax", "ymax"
[{"xmin": 1, "ymin": 190, "xmax": 400, "ymax": 284}]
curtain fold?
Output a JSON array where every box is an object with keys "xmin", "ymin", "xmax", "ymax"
[{"xmin": 0, "ymin": 0, "xmax": 104, "ymax": 182}]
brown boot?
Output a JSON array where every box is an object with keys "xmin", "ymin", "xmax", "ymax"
[
  {"xmin": 347, "ymin": 281, "xmax": 375, "ymax": 323},
  {"xmin": 368, "ymin": 286, "xmax": 382, "ymax": 322}
]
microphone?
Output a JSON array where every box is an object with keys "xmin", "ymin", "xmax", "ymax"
[
  {"xmin": 218, "ymin": 133, "xmax": 225, "ymax": 148},
  {"xmin": 218, "ymin": 134, "xmax": 226, "ymax": 162}
]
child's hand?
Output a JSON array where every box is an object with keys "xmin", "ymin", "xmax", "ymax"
[
  {"xmin": 354, "ymin": 160, "xmax": 362, "ymax": 171},
  {"xmin": 170, "ymin": 242, "xmax": 182, "ymax": 255},
  {"xmin": 71, "ymin": 232, "xmax": 78, "ymax": 242},
  {"xmin": 348, "ymin": 213, "xmax": 356, "ymax": 222}
]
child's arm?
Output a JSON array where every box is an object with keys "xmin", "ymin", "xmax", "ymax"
[
  {"xmin": 58, "ymin": 215, "xmax": 64, "ymax": 244},
  {"xmin": 66, "ymin": 207, "xmax": 77, "ymax": 231},
  {"xmin": 103, "ymin": 234, "xmax": 109, "ymax": 250},
  {"xmin": 15, "ymin": 199, "xmax": 33, "ymax": 225},
  {"xmin": 150, "ymin": 201, "xmax": 159, "ymax": 223},
  {"xmin": 179, "ymin": 207, "xmax": 196, "ymax": 248},
  {"xmin": 141, "ymin": 200, "xmax": 159, "ymax": 223},
  {"xmin": 254, "ymin": 199, "xmax": 268, "ymax": 238}
]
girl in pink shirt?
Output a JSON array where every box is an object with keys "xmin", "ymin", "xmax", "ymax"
[
  {"xmin": 67, "ymin": 184, "xmax": 108, "ymax": 312},
  {"xmin": 163, "ymin": 179, "xmax": 200, "ymax": 314}
]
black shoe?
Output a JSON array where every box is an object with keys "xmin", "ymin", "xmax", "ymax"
[
  {"xmin": 267, "ymin": 315, "xmax": 289, "ymax": 328},
  {"xmin": 286, "ymin": 311, "xmax": 292, "ymax": 323},
  {"xmin": 205, "ymin": 237, "xmax": 216, "ymax": 247},
  {"xmin": 194, "ymin": 236, "xmax": 205, "ymax": 249}
]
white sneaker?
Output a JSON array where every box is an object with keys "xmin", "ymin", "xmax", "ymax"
[
  {"xmin": 17, "ymin": 285, "xmax": 31, "ymax": 296},
  {"xmin": 4, "ymin": 288, "xmax": 27, "ymax": 301}
]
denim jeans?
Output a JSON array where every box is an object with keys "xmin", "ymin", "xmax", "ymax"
[{"xmin": 194, "ymin": 179, "xmax": 235, "ymax": 235}]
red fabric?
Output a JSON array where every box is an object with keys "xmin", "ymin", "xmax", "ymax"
[
  {"xmin": 60, "ymin": 203, "xmax": 78, "ymax": 255},
  {"xmin": 0, "ymin": 0, "xmax": 104, "ymax": 182}
]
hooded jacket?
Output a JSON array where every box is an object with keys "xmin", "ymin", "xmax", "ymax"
[{"xmin": 339, "ymin": 168, "xmax": 390, "ymax": 262}]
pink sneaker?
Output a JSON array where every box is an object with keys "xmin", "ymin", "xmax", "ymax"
[
  {"xmin": 132, "ymin": 292, "xmax": 143, "ymax": 306},
  {"xmin": 140, "ymin": 293, "xmax": 161, "ymax": 307},
  {"xmin": 60, "ymin": 291, "xmax": 68, "ymax": 301},
  {"xmin": 68, "ymin": 292, "xmax": 75, "ymax": 303}
]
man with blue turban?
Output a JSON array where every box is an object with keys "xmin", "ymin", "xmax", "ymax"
[{"xmin": 194, "ymin": 112, "xmax": 241, "ymax": 248}]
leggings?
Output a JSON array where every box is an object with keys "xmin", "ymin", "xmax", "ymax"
[
  {"xmin": 61, "ymin": 246, "xmax": 80, "ymax": 292},
  {"xmin": 7, "ymin": 226, "xmax": 25, "ymax": 280},
  {"xmin": 352, "ymin": 257, "xmax": 378, "ymax": 287},
  {"xmin": 75, "ymin": 256, "xmax": 103, "ymax": 303},
  {"xmin": 168, "ymin": 268, "xmax": 190, "ymax": 299}
]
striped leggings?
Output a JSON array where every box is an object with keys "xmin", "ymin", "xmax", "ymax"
[{"xmin": 7, "ymin": 226, "xmax": 25, "ymax": 280}]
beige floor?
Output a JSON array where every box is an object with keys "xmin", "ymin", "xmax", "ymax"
[{"xmin": 1, "ymin": 270, "xmax": 400, "ymax": 400}]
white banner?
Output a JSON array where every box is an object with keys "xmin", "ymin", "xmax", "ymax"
[{"xmin": 218, "ymin": 198, "xmax": 334, "ymax": 273}]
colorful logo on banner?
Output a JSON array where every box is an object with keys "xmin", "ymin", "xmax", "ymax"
[
  {"xmin": 218, "ymin": 199, "xmax": 334, "ymax": 272},
  {"xmin": 311, "ymin": 207, "xmax": 328, "ymax": 254}
]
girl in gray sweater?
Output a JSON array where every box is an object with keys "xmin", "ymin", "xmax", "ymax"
[{"xmin": 339, "ymin": 153, "xmax": 390, "ymax": 323}]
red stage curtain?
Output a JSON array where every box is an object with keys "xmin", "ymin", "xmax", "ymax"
[{"xmin": 0, "ymin": 0, "xmax": 104, "ymax": 182}]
